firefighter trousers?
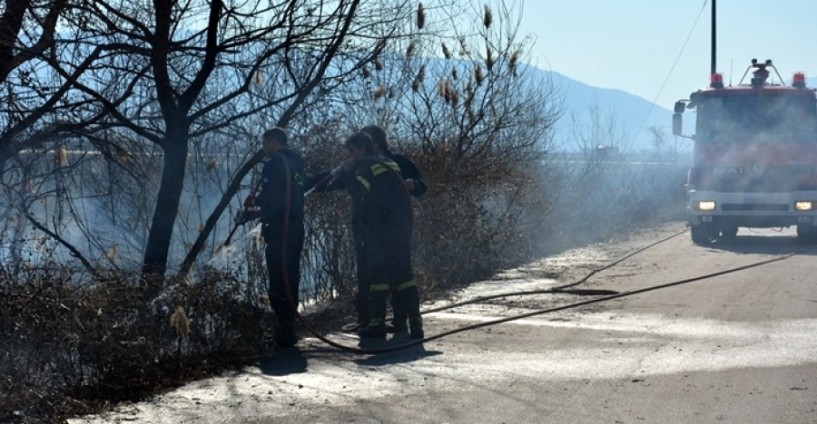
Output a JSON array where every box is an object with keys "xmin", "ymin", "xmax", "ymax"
[{"xmin": 263, "ymin": 221, "xmax": 304, "ymax": 334}]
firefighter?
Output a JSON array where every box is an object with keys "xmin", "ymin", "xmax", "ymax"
[
  {"xmin": 361, "ymin": 125, "xmax": 428, "ymax": 197},
  {"xmin": 239, "ymin": 127, "xmax": 305, "ymax": 348},
  {"xmin": 310, "ymin": 126, "xmax": 427, "ymax": 333},
  {"xmin": 333, "ymin": 132, "xmax": 424, "ymax": 339},
  {"xmin": 359, "ymin": 125, "xmax": 427, "ymax": 333}
]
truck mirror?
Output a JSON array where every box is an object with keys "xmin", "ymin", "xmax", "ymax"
[
  {"xmin": 672, "ymin": 113, "xmax": 683, "ymax": 136},
  {"xmin": 674, "ymin": 101, "xmax": 686, "ymax": 114}
]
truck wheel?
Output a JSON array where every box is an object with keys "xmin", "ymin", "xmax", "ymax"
[
  {"xmin": 690, "ymin": 224, "xmax": 714, "ymax": 245},
  {"xmin": 720, "ymin": 226, "xmax": 738, "ymax": 240},
  {"xmin": 796, "ymin": 224, "xmax": 817, "ymax": 243}
]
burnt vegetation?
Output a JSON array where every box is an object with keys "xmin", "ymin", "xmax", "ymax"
[{"xmin": 0, "ymin": 1, "xmax": 686, "ymax": 422}]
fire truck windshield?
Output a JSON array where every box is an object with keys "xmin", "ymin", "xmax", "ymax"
[{"xmin": 695, "ymin": 92, "xmax": 817, "ymax": 143}]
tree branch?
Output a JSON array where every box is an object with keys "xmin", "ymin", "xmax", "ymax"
[{"xmin": 23, "ymin": 212, "xmax": 101, "ymax": 279}]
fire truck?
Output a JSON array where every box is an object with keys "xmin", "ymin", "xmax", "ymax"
[{"xmin": 673, "ymin": 59, "xmax": 817, "ymax": 244}]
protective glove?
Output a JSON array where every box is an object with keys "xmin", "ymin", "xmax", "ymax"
[
  {"xmin": 243, "ymin": 194, "xmax": 256, "ymax": 208},
  {"xmin": 235, "ymin": 207, "xmax": 260, "ymax": 225}
]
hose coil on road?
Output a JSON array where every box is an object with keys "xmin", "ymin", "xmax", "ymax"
[
  {"xmin": 269, "ymin": 161, "xmax": 817, "ymax": 355},
  {"xmin": 296, "ymin": 228, "xmax": 817, "ymax": 355}
]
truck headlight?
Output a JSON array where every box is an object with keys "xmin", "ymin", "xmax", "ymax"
[
  {"xmin": 795, "ymin": 201, "xmax": 814, "ymax": 211},
  {"xmin": 696, "ymin": 200, "xmax": 716, "ymax": 211}
]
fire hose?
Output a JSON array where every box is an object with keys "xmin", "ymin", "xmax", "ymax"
[
  {"xmin": 224, "ymin": 156, "xmax": 425, "ymax": 354},
  {"xmin": 230, "ymin": 157, "xmax": 815, "ymax": 356},
  {"xmin": 275, "ymin": 160, "xmax": 428, "ymax": 354},
  {"xmin": 236, "ymin": 156, "xmax": 643, "ymax": 355}
]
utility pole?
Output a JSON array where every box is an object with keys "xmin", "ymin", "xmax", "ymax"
[{"xmin": 711, "ymin": 0, "xmax": 717, "ymax": 76}]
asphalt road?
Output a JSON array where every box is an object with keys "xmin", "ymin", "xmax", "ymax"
[{"xmin": 72, "ymin": 222, "xmax": 817, "ymax": 424}]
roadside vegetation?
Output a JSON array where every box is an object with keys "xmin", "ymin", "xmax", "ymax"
[{"xmin": 0, "ymin": 1, "xmax": 688, "ymax": 422}]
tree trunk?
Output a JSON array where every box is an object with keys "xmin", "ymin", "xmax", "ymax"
[{"xmin": 142, "ymin": 134, "xmax": 188, "ymax": 276}]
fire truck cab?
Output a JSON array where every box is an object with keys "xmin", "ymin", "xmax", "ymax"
[{"xmin": 673, "ymin": 59, "xmax": 817, "ymax": 244}]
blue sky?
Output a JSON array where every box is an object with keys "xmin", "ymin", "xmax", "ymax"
[{"xmin": 517, "ymin": 0, "xmax": 817, "ymax": 109}]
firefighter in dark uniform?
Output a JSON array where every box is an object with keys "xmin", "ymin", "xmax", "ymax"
[
  {"xmin": 240, "ymin": 127, "xmax": 305, "ymax": 348},
  {"xmin": 312, "ymin": 126, "xmax": 427, "ymax": 334},
  {"xmin": 361, "ymin": 125, "xmax": 427, "ymax": 197},
  {"xmin": 333, "ymin": 132, "xmax": 424, "ymax": 338},
  {"xmin": 359, "ymin": 125, "xmax": 427, "ymax": 333}
]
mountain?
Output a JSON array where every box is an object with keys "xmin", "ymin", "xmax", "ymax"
[
  {"xmin": 536, "ymin": 72, "xmax": 817, "ymax": 153},
  {"xmin": 534, "ymin": 69, "xmax": 676, "ymax": 153}
]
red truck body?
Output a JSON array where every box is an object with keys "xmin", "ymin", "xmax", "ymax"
[{"xmin": 674, "ymin": 60, "xmax": 817, "ymax": 244}]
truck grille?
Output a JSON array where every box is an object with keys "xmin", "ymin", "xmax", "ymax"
[
  {"xmin": 721, "ymin": 203, "xmax": 789, "ymax": 211},
  {"xmin": 695, "ymin": 165, "xmax": 817, "ymax": 193}
]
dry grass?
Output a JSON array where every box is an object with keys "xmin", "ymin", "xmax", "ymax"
[
  {"xmin": 0, "ymin": 268, "xmax": 273, "ymax": 423},
  {"xmin": 0, "ymin": 154, "xmax": 687, "ymax": 423}
]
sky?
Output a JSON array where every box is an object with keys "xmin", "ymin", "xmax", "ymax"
[{"xmin": 517, "ymin": 0, "xmax": 817, "ymax": 109}]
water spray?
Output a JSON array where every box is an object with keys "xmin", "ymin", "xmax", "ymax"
[
  {"xmin": 224, "ymin": 206, "xmax": 257, "ymax": 246},
  {"xmin": 223, "ymin": 216, "xmax": 243, "ymax": 247},
  {"xmin": 222, "ymin": 168, "xmax": 264, "ymax": 246}
]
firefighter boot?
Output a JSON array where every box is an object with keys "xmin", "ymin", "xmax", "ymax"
[
  {"xmin": 388, "ymin": 312, "xmax": 408, "ymax": 334},
  {"xmin": 274, "ymin": 319, "xmax": 299, "ymax": 349},
  {"xmin": 395, "ymin": 283, "xmax": 422, "ymax": 338},
  {"xmin": 353, "ymin": 313, "xmax": 369, "ymax": 331},
  {"xmin": 354, "ymin": 285, "xmax": 370, "ymax": 330},
  {"xmin": 409, "ymin": 315, "xmax": 424, "ymax": 339},
  {"xmin": 357, "ymin": 318, "xmax": 387, "ymax": 339},
  {"xmin": 387, "ymin": 295, "xmax": 407, "ymax": 333},
  {"xmin": 358, "ymin": 291, "xmax": 388, "ymax": 339}
]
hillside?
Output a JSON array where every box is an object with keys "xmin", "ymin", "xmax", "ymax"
[
  {"xmin": 538, "ymin": 72, "xmax": 817, "ymax": 153},
  {"xmin": 538, "ymin": 68, "xmax": 675, "ymax": 152}
]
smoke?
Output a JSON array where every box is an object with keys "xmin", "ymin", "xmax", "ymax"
[{"xmin": 527, "ymin": 128, "xmax": 690, "ymax": 256}]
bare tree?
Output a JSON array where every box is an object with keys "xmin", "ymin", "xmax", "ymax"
[
  {"xmin": 0, "ymin": 0, "xmax": 109, "ymax": 172},
  {"xmin": 361, "ymin": 0, "xmax": 563, "ymax": 281},
  {"xmin": 56, "ymin": 0, "xmax": 422, "ymax": 278},
  {"xmin": 565, "ymin": 105, "xmax": 628, "ymax": 178},
  {"xmin": 648, "ymin": 125, "xmax": 687, "ymax": 163},
  {"xmin": 0, "ymin": 0, "xmax": 66, "ymax": 82},
  {"xmin": 0, "ymin": 1, "xmax": 126, "ymax": 276}
]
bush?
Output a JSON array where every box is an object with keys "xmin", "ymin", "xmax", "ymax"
[{"xmin": 0, "ymin": 267, "xmax": 273, "ymax": 423}]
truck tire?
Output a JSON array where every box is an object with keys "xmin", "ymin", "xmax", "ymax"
[
  {"xmin": 796, "ymin": 224, "xmax": 817, "ymax": 243},
  {"xmin": 720, "ymin": 225, "xmax": 738, "ymax": 240},
  {"xmin": 691, "ymin": 224, "xmax": 715, "ymax": 245}
]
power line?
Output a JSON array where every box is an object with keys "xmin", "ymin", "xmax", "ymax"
[{"xmin": 634, "ymin": 0, "xmax": 708, "ymax": 141}]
